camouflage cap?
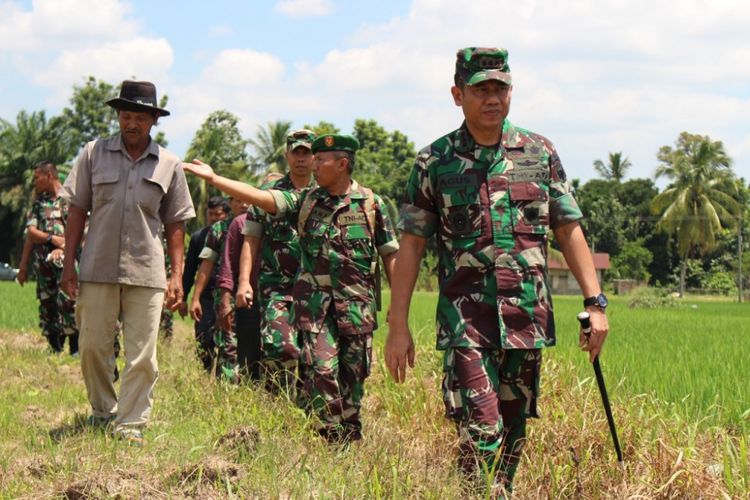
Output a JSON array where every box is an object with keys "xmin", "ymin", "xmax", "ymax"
[
  {"xmin": 455, "ymin": 47, "xmax": 512, "ymax": 86},
  {"xmin": 311, "ymin": 134, "xmax": 360, "ymax": 154},
  {"xmin": 286, "ymin": 129, "xmax": 316, "ymax": 151}
]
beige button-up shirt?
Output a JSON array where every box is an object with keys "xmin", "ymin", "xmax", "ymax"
[{"xmin": 62, "ymin": 135, "xmax": 195, "ymax": 289}]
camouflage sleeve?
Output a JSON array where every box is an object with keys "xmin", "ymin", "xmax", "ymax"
[
  {"xmin": 397, "ymin": 150, "xmax": 439, "ymax": 238},
  {"xmin": 25, "ymin": 201, "xmax": 39, "ymax": 228},
  {"xmin": 243, "ymin": 206, "xmax": 264, "ymax": 238},
  {"xmin": 198, "ymin": 247, "xmax": 219, "ymax": 262},
  {"xmin": 199, "ymin": 220, "xmax": 223, "ymax": 262},
  {"xmin": 269, "ymin": 188, "xmax": 301, "ymax": 218},
  {"xmin": 374, "ymin": 194, "xmax": 399, "ymax": 256},
  {"xmin": 547, "ymin": 146, "xmax": 583, "ymax": 229}
]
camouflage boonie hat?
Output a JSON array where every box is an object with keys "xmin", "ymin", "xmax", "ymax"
[
  {"xmin": 455, "ymin": 47, "xmax": 512, "ymax": 86},
  {"xmin": 311, "ymin": 134, "xmax": 359, "ymax": 154},
  {"xmin": 287, "ymin": 129, "xmax": 316, "ymax": 151}
]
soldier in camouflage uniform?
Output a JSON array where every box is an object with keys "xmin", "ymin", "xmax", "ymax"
[
  {"xmin": 385, "ymin": 48, "xmax": 610, "ymax": 495},
  {"xmin": 181, "ymin": 196, "xmax": 230, "ymax": 369},
  {"xmin": 237, "ymin": 129, "xmax": 316, "ymax": 394},
  {"xmin": 183, "ymin": 134, "xmax": 399, "ymax": 444},
  {"xmin": 189, "ymin": 197, "xmax": 248, "ymax": 382},
  {"xmin": 18, "ymin": 161, "xmax": 79, "ymax": 355}
]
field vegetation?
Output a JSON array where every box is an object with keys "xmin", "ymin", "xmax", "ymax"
[{"xmin": 0, "ymin": 282, "xmax": 748, "ymax": 498}]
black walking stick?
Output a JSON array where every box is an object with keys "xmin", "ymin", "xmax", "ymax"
[{"xmin": 577, "ymin": 311, "xmax": 624, "ymax": 464}]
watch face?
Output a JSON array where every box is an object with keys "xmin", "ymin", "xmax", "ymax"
[{"xmin": 596, "ymin": 294, "xmax": 608, "ymax": 308}]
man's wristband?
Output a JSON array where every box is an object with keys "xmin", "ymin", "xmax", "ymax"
[{"xmin": 583, "ymin": 293, "xmax": 608, "ymax": 311}]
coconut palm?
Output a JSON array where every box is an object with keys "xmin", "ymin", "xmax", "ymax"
[
  {"xmin": 0, "ymin": 110, "xmax": 76, "ymax": 263},
  {"xmin": 185, "ymin": 110, "xmax": 251, "ymax": 227},
  {"xmin": 249, "ymin": 120, "xmax": 292, "ymax": 174},
  {"xmin": 593, "ymin": 151, "xmax": 631, "ymax": 182},
  {"xmin": 650, "ymin": 132, "xmax": 741, "ymax": 296}
]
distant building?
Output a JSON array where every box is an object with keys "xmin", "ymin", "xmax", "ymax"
[{"xmin": 548, "ymin": 253, "xmax": 610, "ymax": 295}]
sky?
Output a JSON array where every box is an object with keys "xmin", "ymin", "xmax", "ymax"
[{"xmin": 1, "ymin": 0, "xmax": 749, "ymax": 184}]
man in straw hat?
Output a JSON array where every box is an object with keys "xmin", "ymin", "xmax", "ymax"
[{"xmin": 61, "ymin": 80, "xmax": 195, "ymax": 445}]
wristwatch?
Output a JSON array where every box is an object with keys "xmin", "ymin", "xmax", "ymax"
[
  {"xmin": 45, "ymin": 234, "xmax": 53, "ymax": 243},
  {"xmin": 583, "ymin": 293, "xmax": 608, "ymax": 311}
]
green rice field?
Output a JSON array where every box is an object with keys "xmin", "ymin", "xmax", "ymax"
[{"xmin": 1, "ymin": 281, "xmax": 748, "ymax": 497}]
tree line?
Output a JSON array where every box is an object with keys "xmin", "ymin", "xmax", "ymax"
[{"xmin": 1, "ymin": 77, "xmax": 748, "ymax": 297}]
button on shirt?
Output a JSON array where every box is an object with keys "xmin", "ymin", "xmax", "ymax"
[
  {"xmin": 62, "ymin": 135, "xmax": 195, "ymax": 289},
  {"xmin": 398, "ymin": 121, "xmax": 583, "ymax": 350}
]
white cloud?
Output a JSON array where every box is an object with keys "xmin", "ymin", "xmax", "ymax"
[
  {"xmin": 274, "ymin": 0, "xmax": 334, "ymax": 17},
  {"xmin": 291, "ymin": 0, "xmax": 750, "ymax": 181},
  {"xmin": 3, "ymin": 0, "xmax": 750, "ymax": 180},
  {"xmin": 165, "ymin": 49, "xmax": 316, "ymax": 148},
  {"xmin": 0, "ymin": 0, "xmax": 139, "ymax": 51},
  {"xmin": 200, "ymin": 49, "xmax": 285, "ymax": 87},
  {"xmin": 0, "ymin": 0, "xmax": 163, "ymax": 109},
  {"xmin": 34, "ymin": 38, "xmax": 174, "ymax": 93}
]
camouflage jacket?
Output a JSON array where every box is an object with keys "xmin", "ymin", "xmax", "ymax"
[
  {"xmin": 398, "ymin": 121, "xmax": 583, "ymax": 350},
  {"xmin": 201, "ymin": 217, "xmax": 231, "ymax": 304},
  {"xmin": 271, "ymin": 180, "xmax": 399, "ymax": 336},
  {"xmin": 244, "ymin": 174, "xmax": 315, "ymax": 303},
  {"xmin": 26, "ymin": 192, "xmax": 69, "ymax": 262},
  {"xmin": 200, "ymin": 217, "xmax": 231, "ymax": 265}
]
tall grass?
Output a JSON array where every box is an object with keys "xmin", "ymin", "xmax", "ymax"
[{"xmin": 0, "ymin": 283, "xmax": 748, "ymax": 497}]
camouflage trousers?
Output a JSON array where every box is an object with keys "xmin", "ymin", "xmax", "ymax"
[
  {"xmin": 299, "ymin": 314, "xmax": 373, "ymax": 443},
  {"xmin": 211, "ymin": 291, "xmax": 240, "ymax": 384},
  {"xmin": 195, "ymin": 292, "xmax": 217, "ymax": 372},
  {"xmin": 259, "ymin": 299, "xmax": 301, "ymax": 392},
  {"xmin": 442, "ymin": 347, "xmax": 541, "ymax": 494},
  {"xmin": 34, "ymin": 257, "xmax": 78, "ymax": 354}
]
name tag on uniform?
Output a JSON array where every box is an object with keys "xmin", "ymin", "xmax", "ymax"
[
  {"xmin": 507, "ymin": 166, "xmax": 549, "ymax": 183},
  {"xmin": 339, "ymin": 212, "xmax": 367, "ymax": 225},
  {"xmin": 437, "ymin": 173, "xmax": 477, "ymax": 189}
]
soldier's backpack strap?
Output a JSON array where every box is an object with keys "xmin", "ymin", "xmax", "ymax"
[
  {"xmin": 359, "ymin": 187, "xmax": 383, "ymax": 311},
  {"xmin": 359, "ymin": 187, "xmax": 377, "ymax": 244},
  {"xmin": 296, "ymin": 191, "xmax": 318, "ymax": 239}
]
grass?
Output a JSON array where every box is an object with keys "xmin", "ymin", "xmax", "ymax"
[
  {"xmin": 0, "ymin": 281, "xmax": 748, "ymax": 497},
  {"xmin": 549, "ymin": 295, "xmax": 750, "ymax": 431}
]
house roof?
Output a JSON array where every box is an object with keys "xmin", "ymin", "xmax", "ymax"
[{"xmin": 548, "ymin": 252, "xmax": 610, "ymax": 270}]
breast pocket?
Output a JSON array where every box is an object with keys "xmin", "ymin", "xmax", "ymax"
[
  {"xmin": 509, "ymin": 182, "xmax": 549, "ymax": 235},
  {"xmin": 343, "ymin": 225, "xmax": 374, "ymax": 268},
  {"xmin": 92, "ymin": 170, "xmax": 120, "ymax": 210},
  {"xmin": 440, "ymin": 198, "xmax": 482, "ymax": 243},
  {"xmin": 137, "ymin": 177, "xmax": 167, "ymax": 217},
  {"xmin": 269, "ymin": 218, "xmax": 296, "ymax": 242},
  {"xmin": 301, "ymin": 218, "xmax": 328, "ymax": 259}
]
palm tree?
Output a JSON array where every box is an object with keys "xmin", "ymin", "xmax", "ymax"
[
  {"xmin": 650, "ymin": 132, "xmax": 741, "ymax": 296},
  {"xmin": 0, "ymin": 110, "xmax": 76, "ymax": 263},
  {"xmin": 248, "ymin": 120, "xmax": 292, "ymax": 174},
  {"xmin": 185, "ymin": 110, "xmax": 251, "ymax": 227},
  {"xmin": 593, "ymin": 151, "xmax": 631, "ymax": 182}
]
